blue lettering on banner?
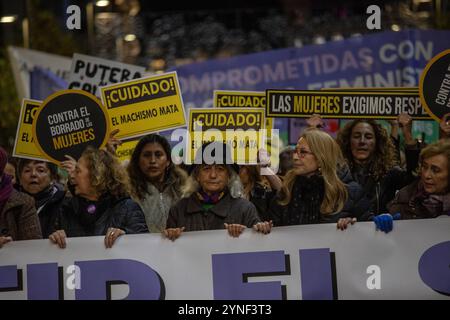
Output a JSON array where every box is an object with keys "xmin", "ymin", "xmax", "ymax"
[{"xmin": 1, "ymin": 241, "xmax": 447, "ymax": 300}]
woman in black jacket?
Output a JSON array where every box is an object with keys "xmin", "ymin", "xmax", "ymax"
[
  {"xmin": 17, "ymin": 159, "xmax": 66, "ymax": 238},
  {"xmin": 268, "ymin": 129, "xmax": 362, "ymax": 226},
  {"xmin": 239, "ymin": 164, "xmax": 281, "ymax": 221},
  {"xmin": 49, "ymin": 146, "xmax": 148, "ymax": 249},
  {"xmin": 336, "ymin": 115, "xmax": 419, "ymax": 221}
]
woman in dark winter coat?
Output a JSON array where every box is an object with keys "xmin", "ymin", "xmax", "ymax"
[
  {"xmin": 336, "ymin": 115, "xmax": 420, "ymax": 221},
  {"xmin": 388, "ymin": 139, "xmax": 450, "ymax": 219},
  {"xmin": 17, "ymin": 159, "xmax": 66, "ymax": 238},
  {"xmin": 127, "ymin": 134, "xmax": 188, "ymax": 233},
  {"xmin": 0, "ymin": 147, "xmax": 42, "ymax": 249},
  {"xmin": 340, "ymin": 139, "xmax": 450, "ymax": 233},
  {"xmin": 49, "ymin": 146, "xmax": 148, "ymax": 249},
  {"xmin": 164, "ymin": 141, "xmax": 272, "ymax": 240},
  {"xmin": 268, "ymin": 129, "xmax": 362, "ymax": 226},
  {"xmin": 239, "ymin": 164, "xmax": 281, "ymax": 221}
]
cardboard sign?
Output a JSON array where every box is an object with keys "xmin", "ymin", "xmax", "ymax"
[
  {"xmin": 419, "ymin": 49, "xmax": 450, "ymax": 122},
  {"xmin": 115, "ymin": 139, "xmax": 139, "ymax": 164},
  {"xmin": 266, "ymin": 89, "xmax": 431, "ymax": 120},
  {"xmin": 12, "ymin": 99, "xmax": 47, "ymax": 161},
  {"xmin": 188, "ymin": 108, "xmax": 266, "ymax": 164},
  {"xmin": 213, "ymin": 90, "xmax": 274, "ymax": 131},
  {"xmin": 100, "ymin": 71, "xmax": 187, "ymax": 140},
  {"xmin": 32, "ymin": 90, "xmax": 109, "ymax": 164},
  {"xmin": 68, "ymin": 53, "xmax": 146, "ymax": 97}
]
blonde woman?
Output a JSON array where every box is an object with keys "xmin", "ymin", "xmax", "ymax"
[{"xmin": 268, "ymin": 129, "xmax": 362, "ymax": 226}]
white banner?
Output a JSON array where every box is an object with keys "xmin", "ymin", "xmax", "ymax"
[
  {"xmin": 0, "ymin": 219, "xmax": 449, "ymax": 300},
  {"xmin": 8, "ymin": 46, "xmax": 71, "ymax": 100},
  {"xmin": 67, "ymin": 53, "xmax": 146, "ymax": 97}
]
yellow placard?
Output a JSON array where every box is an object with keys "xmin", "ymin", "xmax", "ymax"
[
  {"xmin": 12, "ymin": 99, "xmax": 47, "ymax": 161},
  {"xmin": 115, "ymin": 139, "xmax": 139, "ymax": 163},
  {"xmin": 100, "ymin": 71, "xmax": 187, "ymax": 140},
  {"xmin": 213, "ymin": 90, "xmax": 273, "ymax": 131},
  {"xmin": 266, "ymin": 89, "xmax": 431, "ymax": 120},
  {"xmin": 188, "ymin": 108, "xmax": 266, "ymax": 164}
]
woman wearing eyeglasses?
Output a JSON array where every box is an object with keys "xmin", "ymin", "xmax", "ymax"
[{"xmin": 267, "ymin": 128, "xmax": 362, "ymax": 226}]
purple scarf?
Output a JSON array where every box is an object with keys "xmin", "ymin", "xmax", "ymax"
[
  {"xmin": 0, "ymin": 174, "xmax": 13, "ymax": 214},
  {"xmin": 414, "ymin": 182, "xmax": 450, "ymax": 216},
  {"xmin": 196, "ymin": 190, "xmax": 225, "ymax": 204}
]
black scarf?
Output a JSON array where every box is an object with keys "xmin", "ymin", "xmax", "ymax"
[
  {"xmin": 288, "ymin": 174, "xmax": 325, "ymax": 224},
  {"xmin": 32, "ymin": 184, "xmax": 57, "ymax": 211},
  {"xmin": 77, "ymin": 194, "xmax": 114, "ymax": 227}
]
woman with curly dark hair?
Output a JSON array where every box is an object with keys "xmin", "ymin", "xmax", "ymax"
[
  {"xmin": 49, "ymin": 146, "xmax": 148, "ymax": 249},
  {"xmin": 127, "ymin": 134, "xmax": 188, "ymax": 233},
  {"xmin": 336, "ymin": 115, "xmax": 420, "ymax": 226}
]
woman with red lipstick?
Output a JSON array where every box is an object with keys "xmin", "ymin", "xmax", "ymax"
[
  {"xmin": 388, "ymin": 140, "xmax": 450, "ymax": 219},
  {"xmin": 127, "ymin": 134, "xmax": 188, "ymax": 233}
]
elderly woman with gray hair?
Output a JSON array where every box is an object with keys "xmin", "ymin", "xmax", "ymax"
[{"xmin": 164, "ymin": 142, "xmax": 272, "ymax": 241}]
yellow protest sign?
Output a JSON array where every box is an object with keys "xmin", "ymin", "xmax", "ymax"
[
  {"xmin": 266, "ymin": 89, "xmax": 431, "ymax": 120},
  {"xmin": 188, "ymin": 108, "xmax": 266, "ymax": 164},
  {"xmin": 115, "ymin": 139, "xmax": 139, "ymax": 164},
  {"xmin": 13, "ymin": 99, "xmax": 47, "ymax": 161},
  {"xmin": 213, "ymin": 90, "xmax": 273, "ymax": 131},
  {"xmin": 100, "ymin": 71, "xmax": 187, "ymax": 140}
]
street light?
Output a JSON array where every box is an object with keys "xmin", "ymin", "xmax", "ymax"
[
  {"xmin": 0, "ymin": 15, "xmax": 17, "ymax": 23},
  {"xmin": 124, "ymin": 34, "xmax": 136, "ymax": 42},
  {"xmin": 96, "ymin": 0, "xmax": 110, "ymax": 7},
  {"xmin": 0, "ymin": 14, "xmax": 28, "ymax": 48}
]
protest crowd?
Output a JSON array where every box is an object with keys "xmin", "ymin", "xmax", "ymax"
[
  {"xmin": 1, "ymin": 1, "xmax": 450, "ymax": 301},
  {"xmin": 1, "ymin": 110, "xmax": 449, "ymax": 249}
]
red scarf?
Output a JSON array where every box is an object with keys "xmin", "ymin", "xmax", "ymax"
[{"xmin": 0, "ymin": 174, "xmax": 13, "ymax": 214}]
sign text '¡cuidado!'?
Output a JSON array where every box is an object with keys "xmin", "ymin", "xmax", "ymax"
[
  {"xmin": 103, "ymin": 76, "xmax": 177, "ymax": 109},
  {"xmin": 48, "ymin": 106, "xmax": 95, "ymax": 150},
  {"xmin": 193, "ymin": 113, "xmax": 262, "ymax": 130},
  {"xmin": 216, "ymin": 94, "xmax": 266, "ymax": 108}
]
